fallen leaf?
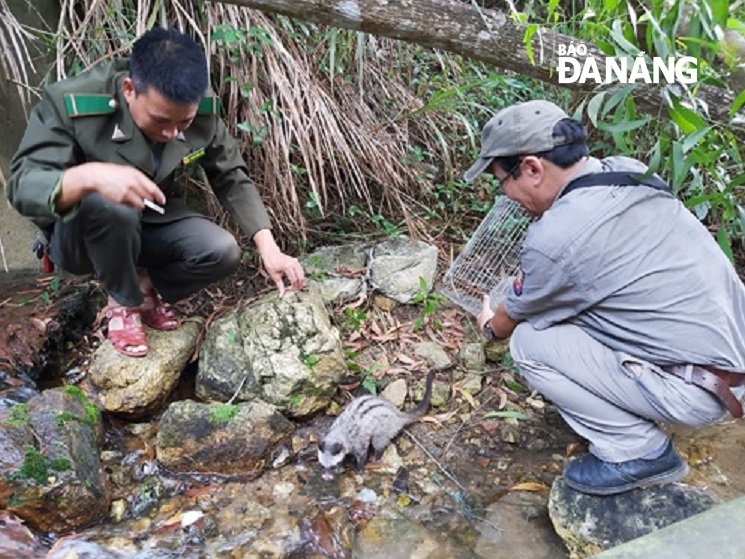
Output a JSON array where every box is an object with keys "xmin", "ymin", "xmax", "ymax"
[
  {"xmin": 483, "ymin": 410, "xmax": 527, "ymax": 420},
  {"xmin": 184, "ymin": 484, "xmax": 220, "ymax": 499},
  {"xmin": 396, "ymin": 354, "xmax": 417, "ymax": 365},
  {"xmin": 454, "ymin": 387, "xmax": 478, "ymax": 409},
  {"xmin": 510, "ymin": 481, "xmax": 549, "ymax": 492},
  {"xmin": 30, "ymin": 317, "xmax": 51, "ymax": 332}
]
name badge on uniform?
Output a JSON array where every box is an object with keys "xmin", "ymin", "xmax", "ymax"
[{"xmin": 182, "ymin": 148, "xmax": 205, "ymax": 166}]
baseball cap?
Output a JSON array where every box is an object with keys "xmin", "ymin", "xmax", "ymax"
[{"xmin": 464, "ymin": 100, "xmax": 571, "ymax": 183}]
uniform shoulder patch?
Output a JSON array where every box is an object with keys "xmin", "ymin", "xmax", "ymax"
[
  {"xmin": 63, "ymin": 93, "xmax": 117, "ymax": 118},
  {"xmin": 513, "ymin": 267, "xmax": 524, "ymax": 296},
  {"xmin": 197, "ymin": 96, "xmax": 222, "ymax": 116}
]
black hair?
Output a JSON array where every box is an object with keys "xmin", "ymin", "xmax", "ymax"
[
  {"xmin": 494, "ymin": 118, "xmax": 588, "ymax": 177},
  {"xmin": 129, "ymin": 27, "xmax": 208, "ymax": 105}
]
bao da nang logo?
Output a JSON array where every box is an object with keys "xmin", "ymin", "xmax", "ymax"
[{"xmin": 557, "ymin": 43, "xmax": 698, "ymax": 85}]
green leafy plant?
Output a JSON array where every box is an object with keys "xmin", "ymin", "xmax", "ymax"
[
  {"xmin": 515, "ymin": 0, "xmax": 745, "ymax": 256},
  {"xmin": 362, "ymin": 374, "xmax": 377, "ymax": 395},
  {"xmin": 342, "ymin": 307, "xmax": 367, "ymax": 332},
  {"xmin": 410, "ymin": 277, "xmax": 446, "ymax": 331}
]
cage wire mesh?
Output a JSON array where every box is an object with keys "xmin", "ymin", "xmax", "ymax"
[{"xmin": 440, "ymin": 196, "xmax": 533, "ymax": 316}]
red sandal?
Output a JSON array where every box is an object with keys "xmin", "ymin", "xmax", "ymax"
[
  {"xmin": 104, "ymin": 305, "xmax": 149, "ymax": 357},
  {"xmin": 140, "ymin": 289, "xmax": 180, "ymax": 331}
]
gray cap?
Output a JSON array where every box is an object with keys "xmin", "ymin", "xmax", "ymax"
[{"xmin": 464, "ymin": 100, "xmax": 571, "ymax": 182}]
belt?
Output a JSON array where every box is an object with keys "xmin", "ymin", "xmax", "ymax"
[{"xmin": 666, "ymin": 366, "xmax": 745, "ymax": 419}]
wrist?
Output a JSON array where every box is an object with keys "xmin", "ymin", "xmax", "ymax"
[
  {"xmin": 252, "ymin": 229, "xmax": 278, "ymax": 253},
  {"xmin": 482, "ymin": 321, "xmax": 496, "ymax": 341}
]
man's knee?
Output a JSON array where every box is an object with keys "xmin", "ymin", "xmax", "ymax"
[
  {"xmin": 508, "ymin": 321, "xmax": 539, "ymax": 365},
  {"xmin": 198, "ymin": 232, "xmax": 241, "ymax": 279}
]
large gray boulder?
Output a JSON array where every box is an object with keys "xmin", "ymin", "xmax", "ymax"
[
  {"xmin": 196, "ymin": 286, "xmax": 346, "ymax": 418},
  {"xmin": 369, "ymin": 237, "xmax": 438, "ymax": 303},
  {"xmin": 548, "ymin": 476, "xmax": 715, "ymax": 557}
]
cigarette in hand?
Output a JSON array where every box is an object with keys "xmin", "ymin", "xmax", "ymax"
[{"xmin": 143, "ymin": 199, "xmax": 165, "ymax": 214}]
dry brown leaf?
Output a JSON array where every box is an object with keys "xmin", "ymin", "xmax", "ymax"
[
  {"xmin": 345, "ymin": 292, "xmax": 368, "ymax": 309},
  {"xmin": 417, "ymin": 415, "xmax": 445, "ymax": 426},
  {"xmin": 396, "ymin": 354, "xmax": 417, "ymax": 365},
  {"xmin": 510, "ymin": 482, "xmax": 549, "ymax": 492},
  {"xmin": 30, "ymin": 317, "xmax": 51, "ymax": 332},
  {"xmin": 454, "ymin": 387, "xmax": 478, "ymax": 409},
  {"xmin": 426, "ymin": 410, "xmax": 459, "ymax": 423},
  {"xmin": 163, "ymin": 512, "xmax": 185, "ymax": 526},
  {"xmin": 184, "ymin": 484, "xmax": 220, "ymax": 499}
]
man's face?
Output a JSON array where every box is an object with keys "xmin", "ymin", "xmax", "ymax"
[
  {"xmin": 491, "ymin": 157, "xmax": 546, "ymax": 217},
  {"xmin": 122, "ymin": 77, "xmax": 198, "ymax": 144}
]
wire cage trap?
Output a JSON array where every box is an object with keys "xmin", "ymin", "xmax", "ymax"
[{"xmin": 440, "ymin": 196, "xmax": 533, "ymax": 316}]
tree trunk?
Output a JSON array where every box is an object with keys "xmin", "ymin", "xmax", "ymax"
[{"xmin": 218, "ymin": 0, "xmax": 743, "ymax": 133}]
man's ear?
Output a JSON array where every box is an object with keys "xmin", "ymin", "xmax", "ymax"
[
  {"xmin": 521, "ymin": 156, "xmax": 545, "ymax": 182},
  {"xmin": 121, "ymin": 77, "xmax": 136, "ymax": 101}
]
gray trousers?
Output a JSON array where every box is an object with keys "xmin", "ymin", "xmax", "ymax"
[
  {"xmin": 49, "ymin": 193, "xmax": 241, "ymax": 306},
  {"xmin": 509, "ymin": 322, "xmax": 730, "ymax": 462}
]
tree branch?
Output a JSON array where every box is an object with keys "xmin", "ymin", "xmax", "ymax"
[{"xmin": 216, "ymin": 0, "xmax": 744, "ymax": 132}]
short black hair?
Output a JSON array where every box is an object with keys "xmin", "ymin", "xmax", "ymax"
[
  {"xmin": 494, "ymin": 118, "xmax": 588, "ymax": 177},
  {"xmin": 129, "ymin": 27, "xmax": 208, "ymax": 105}
]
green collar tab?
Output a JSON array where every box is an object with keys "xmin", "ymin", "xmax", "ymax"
[
  {"xmin": 64, "ymin": 94, "xmax": 117, "ymax": 118},
  {"xmin": 197, "ymin": 96, "xmax": 222, "ymax": 115}
]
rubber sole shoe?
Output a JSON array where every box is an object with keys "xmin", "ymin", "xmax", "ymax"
[{"xmin": 563, "ymin": 440, "xmax": 689, "ymax": 496}]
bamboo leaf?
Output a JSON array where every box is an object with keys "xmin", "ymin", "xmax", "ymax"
[
  {"xmin": 523, "ymin": 24, "xmax": 537, "ymax": 66},
  {"xmin": 730, "ymin": 89, "xmax": 745, "ymax": 119},
  {"xmin": 596, "ymin": 117, "xmax": 650, "ymax": 133},
  {"xmin": 587, "ymin": 91, "xmax": 606, "ymax": 128}
]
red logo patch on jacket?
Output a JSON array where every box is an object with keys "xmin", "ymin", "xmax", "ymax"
[{"xmin": 513, "ymin": 267, "xmax": 524, "ymax": 296}]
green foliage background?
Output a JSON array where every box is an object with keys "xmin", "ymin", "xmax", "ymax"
[{"xmin": 2, "ymin": 0, "xmax": 744, "ymax": 256}]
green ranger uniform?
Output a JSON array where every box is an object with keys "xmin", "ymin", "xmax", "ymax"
[{"xmin": 7, "ymin": 59, "xmax": 273, "ymax": 305}]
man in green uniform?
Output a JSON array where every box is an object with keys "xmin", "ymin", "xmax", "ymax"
[{"xmin": 7, "ymin": 27, "xmax": 305, "ymax": 357}]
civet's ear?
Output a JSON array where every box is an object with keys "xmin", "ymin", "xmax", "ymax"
[
  {"xmin": 329, "ymin": 441, "xmax": 343, "ymax": 455},
  {"xmin": 318, "ymin": 439, "xmax": 326, "ymax": 452}
]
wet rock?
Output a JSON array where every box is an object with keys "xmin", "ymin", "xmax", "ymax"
[
  {"xmin": 0, "ymin": 511, "xmax": 47, "ymax": 559},
  {"xmin": 83, "ymin": 320, "xmax": 200, "ymax": 417},
  {"xmin": 196, "ymin": 286, "xmax": 346, "ymax": 418},
  {"xmin": 155, "ymin": 399, "xmax": 294, "ymax": 475},
  {"xmin": 355, "ymin": 513, "xmax": 471, "ymax": 558},
  {"xmin": 303, "ymin": 243, "xmax": 368, "ymax": 303},
  {"xmin": 45, "ymin": 539, "xmax": 135, "ymax": 559},
  {"xmin": 0, "ymin": 387, "xmax": 109, "ymax": 533},
  {"xmin": 548, "ymin": 476, "xmax": 716, "ymax": 557},
  {"xmin": 370, "ymin": 237, "xmax": 438, "ymax": 303},
  {"xmin": 475, "ymin": 490, "xmax": 568, "ymax": 559}
]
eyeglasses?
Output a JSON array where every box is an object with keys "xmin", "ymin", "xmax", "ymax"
[{"xmin": 496, "ymin": 160, "xmax": 522, "ymax": 190}]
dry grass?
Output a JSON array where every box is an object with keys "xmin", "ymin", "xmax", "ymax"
[
  {"xmin": 0, "ymin": 0, "xmax": 40, "ymax": 115},
  {"xmin": 12, "ymin": 0, "xmax": 479, "ymax": 249}
]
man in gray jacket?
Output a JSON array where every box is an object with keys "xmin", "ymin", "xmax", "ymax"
[{"xmin": 467, "ymin": 100, "xmax": 745, "ymax": 495}]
